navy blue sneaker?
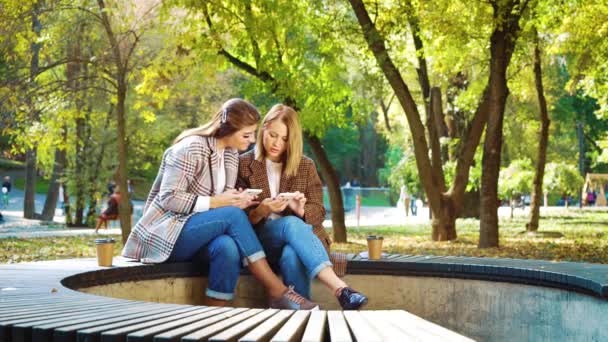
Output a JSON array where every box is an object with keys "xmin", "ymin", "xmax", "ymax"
[{"xmin": 337, "ymin": 287, "xmax": 368, "ymax": 310}]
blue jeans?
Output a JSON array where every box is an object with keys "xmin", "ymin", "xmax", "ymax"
[
  {"xmin": 168, "ymin": 206, "xmax": 265, "ymax": 300},
  {"xmin": 257, "ymin": 216, "xmax": 332, "ymax": 299}
]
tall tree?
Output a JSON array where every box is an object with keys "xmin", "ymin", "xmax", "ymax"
[
  {"xmin": 478, "ymin": 0, "xmax": 529, "ymax": 248},
  {"xmin": 527, "ymin": 29, "xmax": 550, "ymax": 232},
  {"xmin": 96, "ymin": 0, "xmax": 160, "ymax": 242},
  {"xmin": 23, "ymin": 2, "xmax": 42, "ymax": 219},
  {"xmin": 348, "ymin": 0, "xmax": 529, "ymax": 242}
]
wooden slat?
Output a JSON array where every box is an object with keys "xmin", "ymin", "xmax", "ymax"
[
  {"xmin": 0, "ymin": 295, "xmax": 87, "ymax": 310},
  {"xmin": 181, "ymin": 309, "xmax": 263, "ymax": 342},
  {"xmin": 10, "ymin": 301, "xmax": 139, "ymax": 342},
  {"xmin": 269, "ymin": 310, "xmax": 310, "ymax": 342},
  {"xmin": 32, "ymin": 302, "xmax": 162, "ymax": 342},
  {"xmin": 99, "ymin": 307, "xmax": 212, "ymax": 342},
  {"xmin": 238, "ymin": 310, "xmax": 294, "ymax": 342},
  {"xmin": 3, "ymin": 301, "xmax": 136, "ymax": 327},
  {"xmin": 0, "ymin": 299, "xmax": 119, "ymax": 319},
  {"xmin": 358, "ymin": 311, "xmax": 416, "ymax": 341},
  {"xmin": 389, "ymin": 310, "xmax": 474, "ymax": 342},
  {"xmin": 76, "ymin": 306, "xmax": 200, "ymax": 342},
  {"xmin": 300, "ymin": 310, "xmax": 326, "ymax": 342},
  {"xmin": 326, "ymin": 311, "xmax": 351, "ymax": 342},
  {"xmin": 153, "ymin": 308, "xmax": 243, "ymax": 342},
  {"xmin": 52, "ymin": 304, "xmax": 185, "ymax": 342},
  {"xmin": 124, "ymin": 306, "xmax": 227, "ymax": 342},
  {"xmin": 209, "ymin": 309, "xmax": 278, "ymax": 341},
  {"xmin": 342, "ymin": 311, "xmax": 382, "ymax": 342}
]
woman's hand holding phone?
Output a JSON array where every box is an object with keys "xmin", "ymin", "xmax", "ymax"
[
  {"xmin": 285, "ymin": 191, "xmax": 306, "ymax": 217},
  {"xmin": 211, "ymin": 189, "xmax": 259, "ymax": 209},
  {"xmin": 259, "ymin": 197, "xmax": 290, "ymax": 215}
]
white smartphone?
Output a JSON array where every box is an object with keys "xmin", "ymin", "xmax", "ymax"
[
  {"xmin": 277, "ymin": 192, "xmax": 297, "ymax": 200},
  {"xmin": 243, "ymin": 189, "xmax": 263, "ymax": 196}
]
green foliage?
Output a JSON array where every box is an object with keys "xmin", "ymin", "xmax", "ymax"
[
  {"xmin": 443, "ymin": 149, "xmax": 483, "ymax": 192},
  {"xmin": 498, "ymin": 159, "xmax": 535, "ymax": 199},
  {"xmin": 544, "ymin": 162, "xmax": 584, "ymax": 198},
  {"xmin": 14, "ymin": 177, "xmax": 49, "ymax": 194},
  {"xmin": 379, "ymin": 145, "xmax": 422, "ymax": 197},
  {"xmin": 167, "ymin": 0, "xmax": 368, "ymax": 137}
]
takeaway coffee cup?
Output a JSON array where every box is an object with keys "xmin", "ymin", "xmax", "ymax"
[
  {"xmin": 95, "ymin": 238, "xmax": 115, "ymax": 267},
  {"xmin": 366, "ymin": 235, "xmax": 384, "ymax": 260}
]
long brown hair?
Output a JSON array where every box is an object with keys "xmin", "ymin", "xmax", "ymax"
[
  {"xmin": 174, "ymin": 98, "xmax": 260, "ymax": 144},
  {"xmin": 255, "ymin": 104, "xmax": 303, "ymax": 177}
]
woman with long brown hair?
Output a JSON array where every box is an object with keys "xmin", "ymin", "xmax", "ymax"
[
  {"xmin": 123, "ymin": 99, "xmax": 317, "ymax": 310},
  {"xmin": 238, "ymin": 104, "xmax": 368, "ymax": 310}
]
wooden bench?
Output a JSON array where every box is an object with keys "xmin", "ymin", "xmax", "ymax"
[{"xmin": 2, "ymin": 254, "xmax": 608, "ymax": 341}]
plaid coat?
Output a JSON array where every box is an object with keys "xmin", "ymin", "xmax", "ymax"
[
  {"xmin": 122, "ymin": 135, "xmax": 239, "ymax": 263},
  {"xmin": 237, "ymin": 150, "xmax": 331, "ymax": 250}
]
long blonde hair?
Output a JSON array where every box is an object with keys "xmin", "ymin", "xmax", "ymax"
[
  {"xmin": 255, "ymin": 104, "xmax": 303, "ymax": 177},
  {"xmin": 174, "ymin": 98, "xmax": 260, "ymax": 144}
]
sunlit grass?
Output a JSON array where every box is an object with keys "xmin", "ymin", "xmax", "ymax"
[
  {"xmin": 330, "ymin": 209, "xmax": 608, "ymax": 264},
  {"xmin": 1, "ymin": 210, "xmax": 607, "ymax": 264}
]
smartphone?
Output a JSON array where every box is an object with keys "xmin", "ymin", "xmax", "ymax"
[
  {"xmin": 277, "ymin": 192, "xmax": 297, "ymax": 200},
  {"xmin": 243, "ymin": 189, "xmax": 263, "ymax": 196}
]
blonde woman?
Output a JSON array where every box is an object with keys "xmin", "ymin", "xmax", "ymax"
[
  {"xmin": 238, "ymin": 104, "xmax": 368, "ymax": 310},
  {"xmin": 123, "ymin": 99, "xmax": 317, "ymax": 310}
]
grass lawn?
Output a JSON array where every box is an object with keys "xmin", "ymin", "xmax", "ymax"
[
  {"xmin": 1, "ymin": 209, "xmax": 607, "ymax": 264},
  {"xmin": 331, "ymin": 209, "xmax": 608, "ymax": 264},
  {"xmin": 13, "ymin": 177, "xmax": 50, "ymax": 194}
]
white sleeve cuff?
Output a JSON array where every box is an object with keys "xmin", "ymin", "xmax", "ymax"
[{"xmin": 194, "ymin": 196, "xmax": 211, "ymax": 212}]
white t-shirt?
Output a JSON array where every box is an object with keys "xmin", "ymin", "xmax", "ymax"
[{"xmin": 266, "ymin": 158, "xmax": 283, "ymax": 220}]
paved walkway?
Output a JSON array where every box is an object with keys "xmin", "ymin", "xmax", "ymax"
[{"xmin": 1, "ymin": 183, "xmax": 603, "ymax": 239}]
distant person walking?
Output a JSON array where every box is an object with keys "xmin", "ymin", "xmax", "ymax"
[
  {"xmin": 1, "ymin": 176, "xmax": 11, "ymax": 207},
  {"xmin": 587, "ymin": 190, "xmax": 596, "ymax": 207},
  {"xmin": 398, "ymin": 185, "xmax": 411, "ymax": 217},
  {"xmin": 58, "ymin": 183, "xmax": 65, "ymax": 215},
  {"xmin": 410, "ymin": 194, "xmax": 418, "ymax": 216}
]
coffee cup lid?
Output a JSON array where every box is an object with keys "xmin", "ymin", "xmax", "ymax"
[
  {"xmin": 95, "ymin": 238, "xmax": 116, "ymax": 244},
  {"xmin": 367, "ymin": 235, "xmax": 383, "ymax": 240}
]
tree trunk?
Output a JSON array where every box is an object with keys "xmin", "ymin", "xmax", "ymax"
[
  {"xmin": 379, "ymin": 95, "xmax": 393, "ymax": 132},
  {"xmin": 61, "ymin": 127, "xmax": 73, "ymax": 225},
  {"xmin": 527, "ymin": 32, "xmax": 550, "ymax": 232},
  {"xmin": 306, "ymin": 134, "xmax": 347, "ymax": 243},
  {"xmin": 24, "ymin": 5, "xmax": 42, "ymax": 219},
  {"xmin": 86, "ymin": 106, "xmax": 113, "ymax": 226},
  {"xmin": 460, "ymin": 190, "xmax": 480, "ymax": 218},
  {"xmin": 74, "ymin": 116, "xmax": 86, "ymax": 225},
  {"xmin": 40, "ymin": 147, "xmax": 65, "ymax": 221},
  {"xmin": 23, "ymin": 150, "xmax": 37, "ymax": 219},
  {"xmin": 431, "ymin": 87, "xmax": 449, "ymax": 163},
  {"xmin": 98, "ymin": 0, "xmax": 132, "ymax": 242},
  {"xmin": 116, "ymin": 84, "xmax": 132, "ymax": 243},
  {"xmin": 479, "ymin": 2, "xmax": 523, "ymax": 248},
  {"xmin": 432, "ymin": 196, "xmax": 457, "ymax": 241},
  {"xmin": 479, "ymin": 101, "xmax": 506, "ymax": 248}
]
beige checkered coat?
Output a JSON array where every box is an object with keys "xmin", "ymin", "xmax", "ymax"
[
  {"xmin": 122, "ymin": 135, "xmax": 239, "ymax": 263},
  {"xmin": 237, "ymin": 150, "xmax": 331, "ymax": 251}
]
